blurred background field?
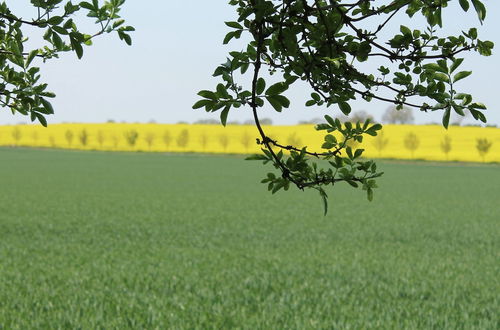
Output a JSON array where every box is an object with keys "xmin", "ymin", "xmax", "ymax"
[
  {"xmin": 1, "ymin": 123, "xmax": 499, "ymax": 163},
  {"xmin": 0, "ymin": 148, "xmax": 498, "ymax": 328}
]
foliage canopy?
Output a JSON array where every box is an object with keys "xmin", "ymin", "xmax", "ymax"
[
  {"xmin": 0, "ymin": 0, "xmax": 133, "ymax": 126},
  {"xmin": 195, "ymin": 0, "xmax": 493, "ymax": 213}
]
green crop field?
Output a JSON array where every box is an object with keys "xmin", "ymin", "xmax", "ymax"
[{"xmin": 0, "ymin": 148, "xmax": 498, "ymax": 329}]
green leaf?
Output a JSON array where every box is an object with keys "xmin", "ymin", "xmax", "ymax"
[
  {"xmin": 452, "ymin": 103, "xmax": 465, "ymax": 116},
  {"xmin": 192, "ymin": 99, "xmax": 213, "ymax": 110},
  {"xmin": 354, "ymin": 148, "xmax": 364, "ymax": 158},
  {"xmin": 245, "ymin": 154, "xmax": 268, "ymax": 161},
  {"xmin": 338, "ymin": 101, "xmax": 351, "ymax": 115},
  {"xmin": 319, "ymin": 188, "xmax": 328, "ymax": 216},
  {"xmin": 459, "ymin": 0, "xmax": 470, "ymax": 11},
  {"xmin": 220, "ymin": 105, "xmax": 230, "ymax": 126},
  {"xmin": 365, "ymin": 124, "xmax": 382, "ymax": 136},
  {"xmin": 25, "ymin": 50, "xmax": 38, "ymax": 68},
  {"xmin": 471, "ymin": 0, "xmax": 486, "ymax": 22},
  {"xmin": 400, "ymin": 25, "xmax": 411, "ymax": 36},
  {"xmin": 346, "ymin": 146, "xmax": 354, "ymax": 159},
  {"xmin": 120, "ymin": 33, "xmax": 132, "ymax": 46},
  {"xmin": 274, "ymin": 95, "xmax": 290, "ymax": 108},
  {"xmin": 266, "ymin": 82, "xmax": 287, "ymax": 96},
  {"xmin": 316, "ymin": 124, "xmax": 330, "ymax": 131},
  {"xmin": 271, "ymin": 180, "xmax": 285, "ymax": 194},
  {"xmin": 52, "ymin": 32, "xmax": 64, "ymax": 50},
  {"xmin": 256, "ymin": 78, "xmax": 266, "ymax": 95},
  {"xmin": 70, "ymin": 37, "xmax": 83, "ymax": 59},
  {"xmin": 442, "ymin": 107, "xmax": 451, "ymax": 129},
  {"xmin": 266, "ymin": 96, "xmax": 282, "ymax": 112},
  {"xmin": 322, "ymin": 142, "xmax": 334, "ymax": 149},
  {"xmin": 325, "ymin": 134, "xmax": 337, "ymax": 144},
  {"xmin": 216, "ymin": 83, "xmax": 229, "ymax": 98},
  {"xmin": 52, "ymin": 25, "xmax": 69, "ymax": 35},
  {"xmin": 225, "ymin": 21, "xmax": 243, "ymax": 29},
  {"xmin": 433, "ymin": 72, "xmax": 450, "ymax": 83},
  {"xmin": 453, "ymin": 71, "xmax": 472, "ymax": 83},
  {"xmin": 113, "ymin": 19, "xmax": 125, "ymax": 29},
  {"xmin": 324, "ymin": 115, "xmax": 336, "ymax": 127},
  {"xmin": 48, "ymin": 16, "xmax": 64, "ymax": 25},
  {"xmin": 470, "ymin": 102, "xmax": 486, "ymax": 110},
  {"xmin": 449, "ymin": 58, "xmax": 464, "ymax": 73},
  {"xmin": 423, "ymin": 63, "xmax": 447, "ymax": 74},
  {"xmin": 347, "ymin": 180, "xmax": 358, "ymax": 188},
  {"xmin": 34, "ymin": 112, "xmax": 47, "ymax": 127},
  {"xmin": 40, "ymin": 98, "xmax": 54, "ymax": 114},
  {"xmin": 367, "ymin": 188, "xmax": 374, "ymax": 202},
  {"xmin": 79, "ymin": 1, "xmax": 94, "ymax": 10},
  {"xmin": 223, "ymin": 31, "xmax": 235, "ymax": 45},
  {"xmin": 197, "ymin": 90, "xmax": 218, "ymax": 100},
  {"xmin": 468, "ymin": 28, "xmax": 478, "ymax": 39}
]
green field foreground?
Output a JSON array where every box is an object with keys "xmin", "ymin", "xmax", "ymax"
[{"xmin": 0, "ymin": 148, "xmax": 498, "ymax": 329}]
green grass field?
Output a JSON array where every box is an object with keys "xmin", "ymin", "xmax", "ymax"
[{"xmin": 0, "ymin": 148, "xmax": 498, "ymax": 329}]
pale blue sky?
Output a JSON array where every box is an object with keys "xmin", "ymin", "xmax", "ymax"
[{"xmin": 1, "ymin": 1, "xmax": 499, "ymax": 126}]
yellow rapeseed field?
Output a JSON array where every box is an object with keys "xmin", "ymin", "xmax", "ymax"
[{"xmin": 1, "ymin": 123, "xmax": 499, "ymax": 163}]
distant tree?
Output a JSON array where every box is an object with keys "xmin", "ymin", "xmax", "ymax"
[
  {"xmin": 286, "ymin": 132, "xmax": 302, "ymax": 148},
  {"xmin": 218, "ymin": 134, "xmax": 230, "ymax": 152},
  {"xmin": 78, "ymin": 130, "xmax": 89, "ymax": 147},
  {"xmin": 49, "ymin": 135, "xmax": 56, "ymax": 148},
  {"xmin": 404, "ymin": 132, "xmax": 420, "ymax": 159},
  {"xmin": 144, "ymin": 132, "xmax": 155, "ymax": 150},
  {"xmin": 111, "ymin": 135, "xmax": 120, "ymax": 149},
  {"xmin": 240, "ymin": 131, "xmax": 253, "ymax": 152},
  {"xmin": 372, "ymin": 131, "xmax": 389, "ymax": 157},
  {"xmin": 31, "ymin": 131, "xmax": 39, "ymax": 145},
  {"xmin": 163, "ymin": 131, "xmax": 172, "ymax": 150},
  {"xmin": 297, "ymin": 117, "xmax": 323, "ymax": 125},
  {"xmin": 260, "ymin": 118, "xmax": 273, "ymax": 126},
  {"xmin": 107, "ymin": 119, "xmax": 116, "ymax": 123},
  {"xmin": 244, "ymin": 118, "xmax": 273, "ymax": 126},
  {"xmin": 65, "ymin": 130, "xmax": 74, "ymax": 146},
  {"xmin": 97, "ymin": 130, "xmax": 105, "ymax": 148},
  {"xmin": 11, "ymin": 126, "xmax": 23, "ymax": 145},
  {"xmin": 227, "ymin": 121, "xmax": 241, "ymax": 125},
  {"xmin": 194, "ymin": 119, "xmax": 219, "ymax": 125},
  {"xmin": 476, "ymin": 138, "xmax": 492, "ymax": 162},
  {"xmin": 440, "ymin": 136, "xmax": 452, "ymax": 160},
  {"xmin": 349, "ymin": 111, "xmax": 374, "ymax": 123},
  {"xmin": 124, "ymin": 130, "xmax": 139, "ymax": 147},
  {"xmin": 199, "ymin": 132, "xmax": 209, "ymax": 150},
  {"xmin": 11, "ymin": 127, "xmax": 22, "ymax": 146},
  {"xmin": 176, "ymin": 129, "xmax": 189, "ymax": 149},
  {"xmin": 382, "ymin": 106, "xmax": 414, "ymax": 124}
]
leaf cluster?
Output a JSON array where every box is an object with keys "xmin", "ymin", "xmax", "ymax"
[
  {"xmin": 194, "ymin": 0, "xmax": 492, "ymax": 214},
  {"xmin": 0, "ymin": 1, "xmax": 134, "ymax": 126}
]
